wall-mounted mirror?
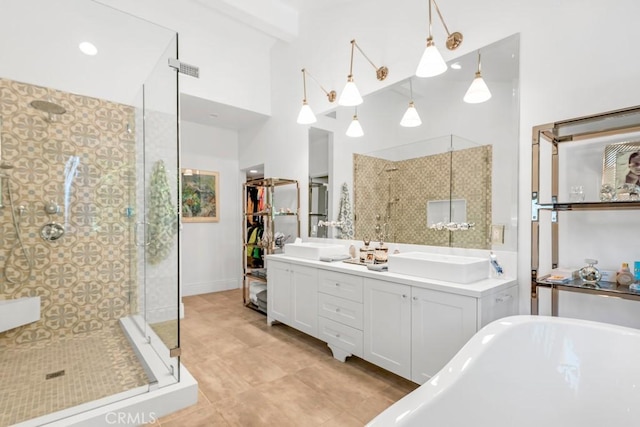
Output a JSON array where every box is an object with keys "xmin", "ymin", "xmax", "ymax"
[
  {"xmin": 319, "ymin": 33, "xmax": 520, "ymax": 252},
  {"xmin": 354, "ymin": 135, "xmax": 491, "ymax": 249},
  {"xmin": 309, "ymin": 127, "xmax": 333, "ymax": 238}
]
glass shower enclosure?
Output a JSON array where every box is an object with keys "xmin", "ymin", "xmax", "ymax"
[{"xmin": 0, "ymin": 1, "xmax": 181, "ymax": 425}]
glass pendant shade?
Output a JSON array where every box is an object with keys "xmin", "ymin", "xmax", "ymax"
[
  {"xmin": 463, "ymin": 73, "xmax": 492, "ymax": 103},
  {"xmin": 400, "ymin": 102, "xmax": 422, "ymax": 127},
  {"xmin": 338, "ymin": 78, "xmax": 363, "ymax": 106},
  {"xmin": 297, "ymin": 102, "xmax": 317, "ymax": 124},
  {"xmin": 415, "ymin": 40, "xmax": 447, "ymax": 78},
  {"xmin": 346, "ymin": 116, "xmax": 364, "ymax": 137}
]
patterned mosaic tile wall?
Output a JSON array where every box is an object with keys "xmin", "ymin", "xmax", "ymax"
[
  {"xmin": 353, "ymin": 145, "xmax": 492, "ymax": 249},
  {"xmin": 451, "ymin": 146, "xmax": 492, "ymax": 249},
  {"xmin": 0, "ymin": 77, "xmax": 137, "ymax": 349}
]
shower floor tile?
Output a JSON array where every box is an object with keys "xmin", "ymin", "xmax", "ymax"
[{"xmin": 0, "ymin": 325, "xmax": 149, "ymax": 426}]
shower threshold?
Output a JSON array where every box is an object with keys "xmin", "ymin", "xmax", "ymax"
[{"xmin": 11, "ymin": 316, "xmax": 197, "ymax": 427}]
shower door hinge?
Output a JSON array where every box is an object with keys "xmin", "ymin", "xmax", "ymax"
[
  {"xmin": 170, "ymin": 347, "xmax": 182, "ymax": 358},
  {"xmin": 168, "ymin": 58, "xmax": 200, "ymax": 78}
]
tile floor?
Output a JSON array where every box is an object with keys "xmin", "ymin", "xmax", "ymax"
[
  {"xmin": 157, "ymin": 289, "xmax": 418, "ymax": 426},
  {"xmin": 0, "ymin": 326, "xmax": 149, "ymax": 426}
]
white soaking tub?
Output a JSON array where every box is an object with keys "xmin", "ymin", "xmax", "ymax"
[{"xmin": 367, "ymin": 315, "xmax": 640, "ymax": 427}]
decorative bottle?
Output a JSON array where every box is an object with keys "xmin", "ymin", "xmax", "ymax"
[
  {"xmin": 578, "ymin": 259, "xmax": 601, "ymax": 285},
  {"xmin": 616, "ymin": 263, "xmax": 635, "ymax": 287}
]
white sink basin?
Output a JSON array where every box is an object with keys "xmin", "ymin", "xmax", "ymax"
[
  {"xmin": 0, "ymin": 296, "xmax": 41, "ymax": 333},
  {"xmin": 284, "ymin": 242, "xmax": 348, "ymax": 260},
  {"xmin": 387, "ymin": 252, "xmax": 489, "ymax": 284}
]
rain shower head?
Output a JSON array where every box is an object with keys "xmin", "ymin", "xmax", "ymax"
[
  {"xmin": 30, "ymin": 100, "xmax": 66, "ymax": 115},
  {"xmin": 377, "ymin": 163, "xmax": 400, "ymax": 175}
]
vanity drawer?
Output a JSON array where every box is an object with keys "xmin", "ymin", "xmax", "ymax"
[
  {"xmin": 318, "ymin": 270, "xmax": 363, "ymax": 303},
  {"xmin": 480, "ymin": 284, "xmax": 519, "ymax": 327},
  {"xmin": 318, "ymin": 317, "xmax": 363, "ymax": 358},
  {"xmin": 318, "ymin": 293, "xmax": 363, "ymax": 330}
]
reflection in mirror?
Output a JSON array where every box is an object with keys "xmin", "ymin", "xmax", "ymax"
[
  {"xmin": 324, "ymin": 33, "xmax": 519, "ymax": 251},
  {"xmin": 354, "ymin": 135, "xmax": 491, "ymax": 248},
  {"xmin": 309, "ymin": 127, "xmax": 333, "ymax": 238}
]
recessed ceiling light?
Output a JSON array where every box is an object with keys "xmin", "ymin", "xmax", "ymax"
[
  {"xmin": 450, "ymin": 62, "xmax": 462, "ymax": 70},
  {"xmin": 249, "ymin": 170, "xmax": 258, "ymax": 173},
  {"xmin": 79, "ymin": 41, "xmax": 98, "ymax": 56}
]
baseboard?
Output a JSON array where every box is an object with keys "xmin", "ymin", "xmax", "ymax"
[{"xmin": 183, "ymin": 279, "xmax": 240, "ymax": 296}]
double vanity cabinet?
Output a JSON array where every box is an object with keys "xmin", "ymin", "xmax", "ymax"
[{"xmin": 266, "ymin": 254, "xmax": 518, "ymax": 384}]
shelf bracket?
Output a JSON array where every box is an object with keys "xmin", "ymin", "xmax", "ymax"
[{"xmin": 531, "ymin": 192, "xmax": 539, "ymax": 221}]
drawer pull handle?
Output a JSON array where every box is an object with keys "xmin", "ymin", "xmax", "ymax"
[
  {"xmin": 335, "ymin": 308, "xmax": 341, "ymax": 313},
  {"xmin": 496, "ymin": 294, "xmax": 513, "ymax": 303},
  {"xmin": 335, "ymin": 333, "xmax": 341, "ymax": 338},
  {"xmin": 402, "ymin": 294, "xmax": 407, "ymax": 299},
  {"xmin": 335, "ymin": 283, "xmax": 340, "ymax": 287},
  {"xmin": 412, "ymin": 296, "xmax": 418, "ymax": 301}
]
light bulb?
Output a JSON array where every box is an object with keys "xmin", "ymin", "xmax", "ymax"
[
  {"xmin": 415, "ymin": 40, "xmax": 447, "ymax": 78},
  {"xmin": 296, "ymin": 102, "xmax": 317, "ymax": 124},
  {"xmin": 463, "ymin": 73, "xmax": 492, "ymax": 104},
  {"xmin": 338, "ymin": 78, "xmax": 363, "ymax": 106},
  {"xmin": 400, "ymin": 102, "xmax": 422, "ymax": 127},
  {"xmin": 346, "ymin": 116, "xmax": 364, "ymax": 137}
]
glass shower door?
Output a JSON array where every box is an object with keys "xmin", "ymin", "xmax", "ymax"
[{"xmin": 134, "ymin": 35, "xmax": 181, "ymax": 382}]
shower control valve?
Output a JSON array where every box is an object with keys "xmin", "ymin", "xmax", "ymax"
[
  {"xmin": 44, "ymin": 200, "xmax": 61, "ymax": 215},
  {"xmin": 41, "ymin": 222, "xmax": 65, "ymax": 241}
]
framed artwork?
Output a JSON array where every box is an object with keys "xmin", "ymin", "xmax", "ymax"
[
  {"xmin": 602, "ymin": 142, "xmax": 640, "ymax": 189},
  {"xmin": 181, "ymin": 169, "xmax": 219, "ymax": 222}
]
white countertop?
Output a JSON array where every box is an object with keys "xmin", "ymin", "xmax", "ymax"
[{"xmin": 266, "ymin": 254, "xmax": 517, "ymax": 298}]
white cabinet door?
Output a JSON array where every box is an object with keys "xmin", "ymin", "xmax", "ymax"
[
  {"xmin": 291, "ymin": 264, "xmax": 318, "ymax": 337},
  {"xmin": 411, "ymin": 287, "xmax": 477, "ymax": 384},
  {"xmin": 267, "ymin": 260, "xmax": 292, "ymax": 324},
  {"xmin": 364, "ymin": 278, "xmax": 411, "ymax": 379}
]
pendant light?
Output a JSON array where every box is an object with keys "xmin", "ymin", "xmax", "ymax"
[
  {"xmin": 416, "ymin": 0, "xmax": 463, "ymax": 78},
  {"xmin": 338, "ymin": 39, "xmax": 389, "ymax": 106},
  {"xmin": 297, "ymin": 68, "xmax": 337, "ymax": 124},
  {"xmin": 346, "ymin": 107, "xmax": 364, "ymax": 137},
  {"xmin": 463, "ymin": 51, "xmax": 492, "ymax": 104},
  {"xmin": 400, "ymin": 79, "xmax": 422, "ymax": 127}
]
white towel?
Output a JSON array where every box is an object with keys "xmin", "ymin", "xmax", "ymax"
[
  {"xmin": 336, "ymin": 182, "xmax": 355, "ymax": 239},
  {"xmin": 249, "ymin": 282, "xmax": 267, "ymax": 303}
]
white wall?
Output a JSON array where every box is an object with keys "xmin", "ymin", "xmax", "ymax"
[
  {"xmin": 241, "ymin": 0, "xmax": 640, "ymax": 317},
  {"xmin": 97, "ymin": 0, "xmax": 275, "ymax": 115},
  {"xmin": 180, "ymin": 122, "xmax": 242, "ymax": 295}
]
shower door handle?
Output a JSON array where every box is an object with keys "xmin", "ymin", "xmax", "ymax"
[{"xmin": 135, "ymin": 222, "xmax": 151, "ymax": 247}]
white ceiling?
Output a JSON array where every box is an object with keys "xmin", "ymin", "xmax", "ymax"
[
  {"xmin": 0, "ymin": 1, "xmax": 517, "ymax": 132},
  {"xmin": 181, "ymin": 93, "xmax": 269, "ymax": 130},
  {"xmin": 0, "ymin": 0, "xmax": 175, "ymax": 107}
]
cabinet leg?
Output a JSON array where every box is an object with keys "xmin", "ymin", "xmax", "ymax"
[
  {"xmin": 327, "ymin": 344, "xmax": 352, "ymax": 363},
  {"xmin": 267, "ymin": 316, "xmax": 275, "ymax": 326}
]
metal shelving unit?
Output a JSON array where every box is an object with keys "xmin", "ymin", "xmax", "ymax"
[
  {"xmin": 531, "ymin": 106, "xmax": 640, "ymax": 315},
  {"xmin": 242, "ymin": 177, "xmax": 300, "ymax": 312}
]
